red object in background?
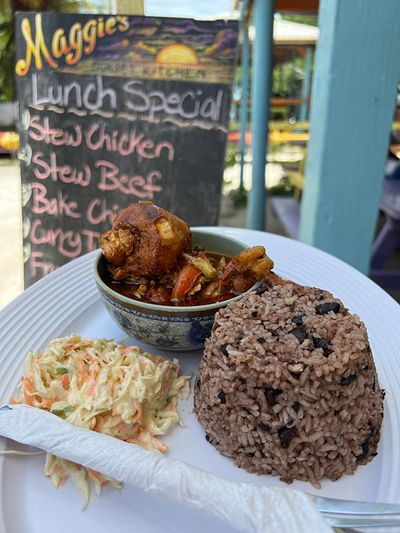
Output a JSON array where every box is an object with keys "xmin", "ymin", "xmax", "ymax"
[
  {"xmin": 228, "ymin": 130, "xmax": 252, "ymax": 143},
  {"xmin": 276, "ymin": 0, "xmax": 319, "ymax": 12}
]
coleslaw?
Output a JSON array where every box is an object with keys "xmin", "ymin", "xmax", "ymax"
[{"xmin": 13, "ymin": 335, "xmax": 190, "ymax": 505}]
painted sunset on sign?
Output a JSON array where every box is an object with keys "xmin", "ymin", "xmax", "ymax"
[
  {"xmin": 156, "ymin": 44, "xmax": 199, "ymax": 65},
  {"xmin": 72, "ymin": 16, "xmax": 239, "ymax": 82},
  {"xmin": 93, "ymin": 18, "xmax": 236, "ymax": 64}
]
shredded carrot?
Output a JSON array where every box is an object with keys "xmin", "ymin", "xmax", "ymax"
[
  {"xmin": 41, "ymin": 398, "xmax": 53, "ymax": 409},
  {"xmin": 76, "ymin": 359, "xmax": 89, "ymax": 388},
  {"xmin": 86, "ymin": 379, "xmax": 97, "ymax": 398},
  {"xmin": 132, "ymin": 430, "xmax": 169, "ymax": 453},
  {"xmin": 58, "ymin": 374, "xmax": 70, "ymax": 389},
  {"xmin": 160, "ymin": 379, "xmax": 169, "ymax": 397},
  {"xmin": 88, "ymin": 469, "xmax": 107, "ymax": 484},
  {"xmin": 22, "ymin": 376, "xmax": 35, "ymax": 406},
  {"xmin": 133, "ymin": 402, "xmax": 143, "ymax": 422}
]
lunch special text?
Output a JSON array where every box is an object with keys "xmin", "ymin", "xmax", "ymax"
[{"xmin": 30, "ymin": 75, "xmax": 224, "ymax": 122}]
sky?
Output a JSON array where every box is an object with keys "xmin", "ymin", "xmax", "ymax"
[{"xmin": 145, "ymin": 0, "xmax": 235, "ymax": 19}]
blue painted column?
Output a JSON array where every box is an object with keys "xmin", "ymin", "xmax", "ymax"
[
  {"xmin": 247, "ymin": 0, "xmax": 275, "ymax": 230},
  {"xmin": 299, "ymin": 0, "xmax": 400, "ymax": 273},
  {"xmin": 299, "ymin": 46, "xmax": 312, "ymax": 122},
  {"xmin": 239, "ymin": 17, "xmax": 250, "ymax": 191}
]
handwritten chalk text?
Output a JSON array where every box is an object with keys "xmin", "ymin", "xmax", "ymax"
[
  {"xmin": 29, "ymin": 114, "xmax": 82, "ymax": 146},
  {"xmin": 86, "ymin": 123, "xmax": 175, "ymax": 160},
  {"xmin": 30, "ymin": 218, "xmax": 100, "ymax": 259},
  {"xmin": 32, "ymin": 151, "xmax": 92, "ymax": 187},
  {"xmin": 86, "ymin": 197, "xmax": 119, "ymax": 226},
  {"xmin": 30, "ymin": 251, "xmax": 56, "ymax": 277},
  {"xmin": 31, "ymin": 182, "xmax": 81, "ymax": 218},
  {"xmin": 29, "ymin": 115, "xmax": 175, "ymax": 160},
  {"xmin": 123, "ymin": 81, "xmax": 223, "ymax": 122},
  {"xmin": 30, "ymin": 75, "xmax": 224, "ymax": 122},
  {"xmin": 96, "ymin": 160, "xmax": 162, "ymax": 198}
]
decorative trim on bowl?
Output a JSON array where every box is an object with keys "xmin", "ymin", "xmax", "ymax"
[
  {"xmin": 98, "ymin": 288, "xmax": 214, "ymax": 351},
  {"xmin": 99, "ymin": 289, "xmax": 214, "ymax": 322}
]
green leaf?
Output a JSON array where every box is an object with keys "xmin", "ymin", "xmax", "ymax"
[
  {"xmin": 51, "ymin": 405, "xmax": 75, "ymax": 417},
  {"xmin": 54, "ymin": 367, "xmax": 68, "ymax": 376}
]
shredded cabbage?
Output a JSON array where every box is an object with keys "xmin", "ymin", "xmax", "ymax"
[{"xmin": 14, "ymin": 335, "xmax": 190, "ymax": 506}]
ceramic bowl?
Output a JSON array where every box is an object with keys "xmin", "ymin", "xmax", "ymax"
[{"xmin": 94, "ymin": 229, "xmax": 252, "ymax": 351}]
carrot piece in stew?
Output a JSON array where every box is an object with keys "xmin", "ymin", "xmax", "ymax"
[{"xmin": 171, "ymin": 263, "xmax": 202, "ymax": 302}]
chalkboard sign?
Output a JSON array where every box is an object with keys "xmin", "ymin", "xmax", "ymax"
[{"xmin": 15, "ymin": 13, "xmax": 238, "ymax": 285}]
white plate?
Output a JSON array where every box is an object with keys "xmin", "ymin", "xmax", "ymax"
[{"xmin": 0, "ymin": 227, "xmax": 399, "ymax": 533}]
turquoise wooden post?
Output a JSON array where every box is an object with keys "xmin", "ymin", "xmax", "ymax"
[
  {"xmin": 299, "ymin": 46, "xmax": 312, "ymax": 122},
  {"xmin": 299, "ymin": 0, "xmax": 400, "ymax": 274},
  {"xmin": 239, "ymin": 18, "xmax": 250, "ymax": 191},
  {"xmin": 247, "ymin": 0, "xmax": 275, "ymax": 230}
]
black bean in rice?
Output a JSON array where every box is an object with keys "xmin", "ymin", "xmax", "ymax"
[{"xmin": 193, "ymin": 282, "xmax": 384, "ymax": 488}]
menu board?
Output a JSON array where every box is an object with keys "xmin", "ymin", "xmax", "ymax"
[{"xmin": 15, "ymin": 13, "xmax": 238, "ymax": 286}]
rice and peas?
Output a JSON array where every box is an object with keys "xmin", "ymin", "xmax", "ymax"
[{"xmin": 194, "ymin": 281, "xmax": 384, "ymax": 488}]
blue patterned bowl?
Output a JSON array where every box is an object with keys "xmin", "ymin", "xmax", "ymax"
[{"xmin": 94, "ymin": 230, "xmax": 252, "ymax": 351}]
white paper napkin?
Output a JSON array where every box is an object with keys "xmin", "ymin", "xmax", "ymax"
[{"xmin": 0, "ymin": 404, "xmax": 331, "ymax": 533}]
